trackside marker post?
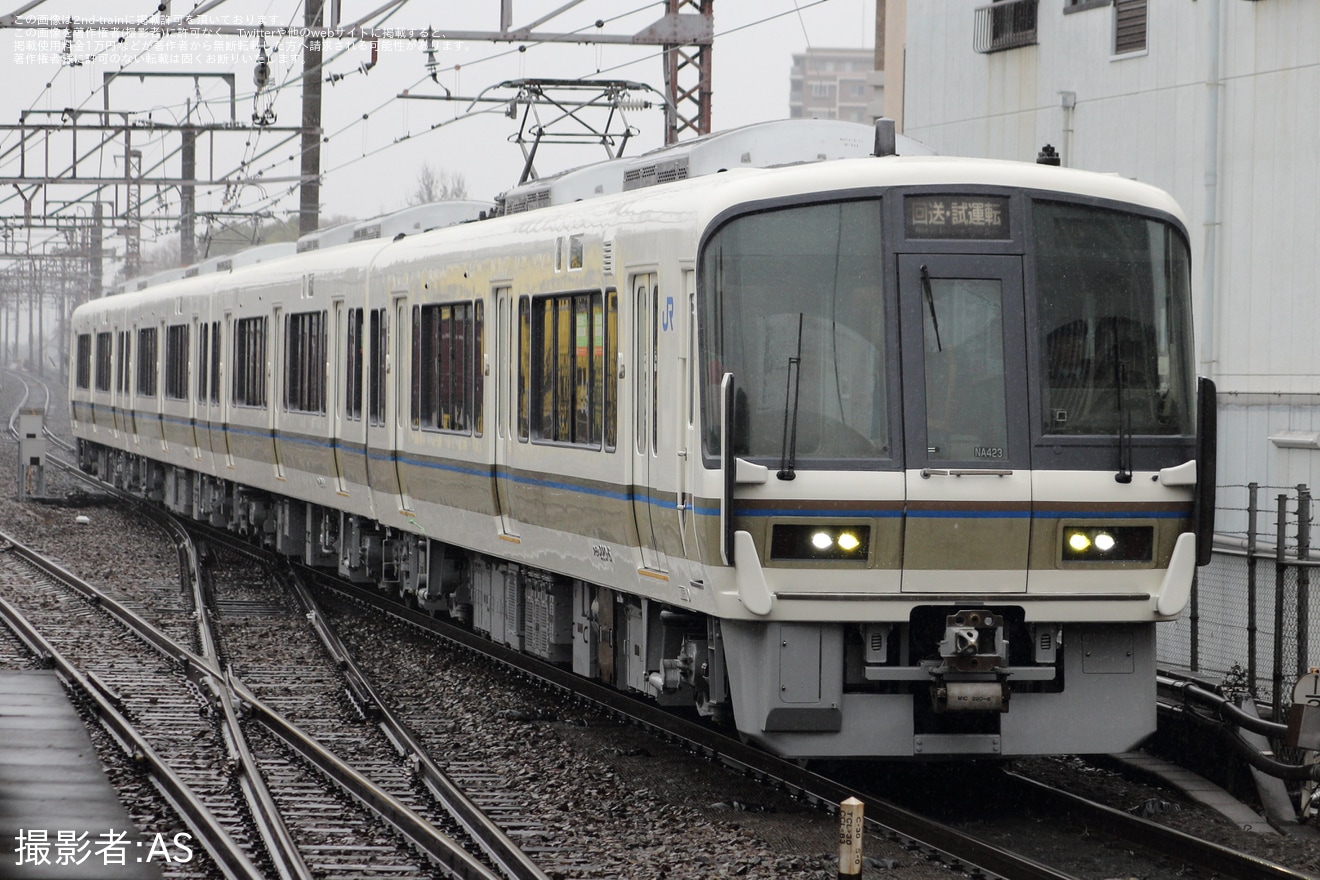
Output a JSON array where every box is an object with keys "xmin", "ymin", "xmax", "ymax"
[{"xmin": 838, "ymin": 796, "xmax": 864, "ymax": 878}]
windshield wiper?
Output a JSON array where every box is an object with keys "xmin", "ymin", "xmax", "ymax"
[
  {"xmin": 778, "ymin": 313, "xmax": 804, "ymax": 481},
  {"xmin": 921, "ymin": 265, "xmax": 943, "ymax": 352}
]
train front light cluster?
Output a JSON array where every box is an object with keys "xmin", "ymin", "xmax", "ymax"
[
  {"xmin": 1060, "ymin": 526, "xmax": 1154, "ymax": 563},
  {"xmin": 771, "ymin": 524, "xmax": 871, "ymax": 561}
]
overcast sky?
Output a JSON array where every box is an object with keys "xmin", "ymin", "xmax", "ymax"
[{"xmin": 0, "ymin": 0, "xmax": 875, "ymax": 257}]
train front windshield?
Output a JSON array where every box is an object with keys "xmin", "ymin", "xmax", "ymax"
[
  {"xmin": 700, "ymin": 200, "xmax": 891, "ymax": 464},
  {"xmin": 1034, "ymin": 200, "xmax": 1195, "ymax": 438},
  {"xmin": 699, "ymin": 195, "xmax": 1196, "ymax": 467}
]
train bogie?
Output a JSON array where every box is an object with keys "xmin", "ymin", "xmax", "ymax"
[{"xmin": 69, "ymin": 120, "xmax": 1216, "ymax": 760}]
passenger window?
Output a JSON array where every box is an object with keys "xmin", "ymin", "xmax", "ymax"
[{"xmin": 530, "ymin": 290, "xmax": 608, "ymax": 448}]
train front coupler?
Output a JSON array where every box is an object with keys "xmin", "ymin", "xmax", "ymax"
[{"xmin": 929, "ymin": 608, "xmax": 1011, "ymax": 713}]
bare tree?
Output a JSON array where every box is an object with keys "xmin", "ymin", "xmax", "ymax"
[
  {"xmin": 138, "ymin": 237, "xmax": 182, "ymax": 275},
  {"xmin": 409, "ymin": 161, "xmax": 468, "ymax": 205}
]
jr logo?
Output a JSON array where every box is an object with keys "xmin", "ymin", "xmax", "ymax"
[{"xmin": 661, "ymin": 295, "xmax": 675, "ymax": 332}]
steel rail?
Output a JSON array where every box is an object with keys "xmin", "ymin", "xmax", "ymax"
[
  {"xmin": 0, "ymin": 559, "xmax": 263, "ymax": 880},
  {"xmin": 225, "ymin": 673, "xmax": 504, "ymax": 880},
  {"xmin": 169, "ymin": 521, "xmax": 312, "ymax": 880},
  {"xmin": 0, "ymin": 524, "xmax": 505, "ymax": 880},
  {"xmin": 2, "ymin": 367, "xmax": 40, "ymax": 437},
  {"xmin": 279, "ymin": 564, "xmax": 552, "ymax": 880},
  {"xmin": 317, "ymin": 571, "xmax": 1083, "ymax": 880},
  {"xmin": 1, "ymin": 521, "xmax": 303, "ymax": 877},
  {"xmin": 1, "ymin": 368, "xmax": 72, "ymax": 453},
  {"xmin": 1003, "ymin": 770, "xmax": 1318, "ymax": 880}
]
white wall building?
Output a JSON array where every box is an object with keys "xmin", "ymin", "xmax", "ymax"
[
  {"xmin": 789, "ymin": 48, "xmax": 877, "ymax": 123},
  {"xmin": 894, "ymin": 0, "xmax": 1320, "ymax": 540}
]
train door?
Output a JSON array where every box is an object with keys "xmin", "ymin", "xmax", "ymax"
[
  {"xmin": 112, "ymin": 326, "xmax": 125, "ymax": 437},
  {"xmin": 363, "ymin": 300, "xmax": 409, "ymax": 511},
  {"xmin": 631, "ymin": 272, "xmax": 668, "ymax": 573},
  {"xmin": 331, "ymin": 301, "xmax": 346, "ymax": 493},
  {"xmin": 897, "ymin": 254, "xmax": 1031, "ymax": 592},
  {"xmin": 189, "ymin": 317, "xmax": 200, "ymax": 456},
  {"xmin": 222, "ymin": 313, "xmax": 235, "ymax": 468},
  {"xmin": 154, "ymin": 321, "xmax": 167, "ymax": 449},
  {"xmin": 393, "ymin": 295, "xmax": 412, "ymax": 512},
  {"xmin": 271, "ymin": 306, "xmax": 285, "ymax": 479},
  {"xmin": 364, "ymin": 306, "xmax": 394, "ymax": 508},
  {"xmin": 677, "ymin": 269, "xmax": 697, "ymax": 554},
  {"xmin": 128, "ymin": 324, "xmax": 139, "ymax": 441},
  {"xmin": 493, "ymin": 287, "xmax": 519, "ymax": 537}
]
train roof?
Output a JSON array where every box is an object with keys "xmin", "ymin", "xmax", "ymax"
[
  {"xmin": 380, "ymin": 147, "xmax": 1189, "ymax": 265},
  {"xmin": 297, "ymin": 200, "xmax": 494, "ymax": 252},
  {"xmin": 83, "ymin": 121, "xmax": 1188, "ymax": 315},
  {"xmin": 497, "ymin": 118, "xmax": 934, "ymax": 213}
]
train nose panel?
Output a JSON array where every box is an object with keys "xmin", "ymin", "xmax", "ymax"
[{"xmin": 897, "ymin": 254, "xmax": 1031, "ymax": 593}]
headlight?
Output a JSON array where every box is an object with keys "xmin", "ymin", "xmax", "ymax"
[
  {"xmin": 771, "ymin": 524, "xmax": 871, "ymax": 561},
  {"xmin": 1061, "ymin": 526, "xmax": 1153, "ymax": 563}
]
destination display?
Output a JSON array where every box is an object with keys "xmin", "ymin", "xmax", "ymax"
[{"xmin": 905, "ymin": 194, "xmax": 1010, "ymax": 239}]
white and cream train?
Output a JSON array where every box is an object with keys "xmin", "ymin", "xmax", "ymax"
[{"xmin": 70, "ymin": 120, "xmax": 1216, "ymax": 759}]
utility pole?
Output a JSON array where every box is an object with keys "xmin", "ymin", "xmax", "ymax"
[
  {"xmin": 123, "ymin": 145, "xmax": 142, "ymax": 280},
  {"xmin": 91, "ymin": 204, "xmax": 103, "ymax": 298},
  {"xmin": 181, "ymin": 121, "xmax": 197, "ymax": 266},
  {"xmin": 26, "ymin": 262, "xmax": 34, "ymax": 373},
  {"xmin": 300, "ymin": 0, "xmax": 325, "ymax": 236}
]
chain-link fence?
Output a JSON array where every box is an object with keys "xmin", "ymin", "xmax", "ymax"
[{"xmin": 1158, "ymin": 482, "xmax": 1319, "ymax": 720}]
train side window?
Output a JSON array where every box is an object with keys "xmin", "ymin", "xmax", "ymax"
[
  {"xmin": 116, "ymin": 331, "xmax": 131, "ymax": 394},
  {"xmin": 197, "ymin": 324, "xmax": 209, "ymax": 401},
  {"xmin": 164, "ymin": 324, "xmax": 189, "ymax": 400},
  {"xmin": 530, "ymin": 290, "xmax": 605, "ymax": 447},
  {"xmin": 473, "ymin": 301, "xmax": 484, "ymax": 437},
  {"xmin": 414, "ymin": 301, "xmax": 477, "ymax": 434},
  {"xmin": 368, "ymin": 308, "xmax": 386, "ymax": 425},
  {"xmin": 95, "ymin": 332, "xmax": 112, "ymax": 392},
  {"xmin": 136, "ymin": 327, "xmax": 158, "ymax": 397},
  {"xmin": 231, "ymin": 316, "xmax": 267, "ymax": 407},
  {"xmin": 75, "ymin": 334, "xmax": 91, "ymax": 390},
  {"xmin": 554, "ymin": 297, "xmax": 571, "ymax": 442},
  {"xmin": 411, "ymin": 305, "xmax": 422, "ymax": 429},
  {"xmin": 588, "ymin": 294, "xmax": 603, "ymax": 445},
  {"xmin": 209, "ymin": 322, "xmax": 220, "ymax": 404},
  {"xmin": 346, "ymin": 308, "xmax": 364, "ymax": 421},
  {"xmin": 517, "ymin": 296, "xmax": 530, "ymax": 441},
  {"xmin": 284, "ymin": 310, "xmax": 327, "ymax": 414}
]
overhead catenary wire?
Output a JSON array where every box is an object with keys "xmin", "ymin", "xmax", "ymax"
[
  {"xmin": 1, "ymin": 0, "xmax": 655, "ymax": 218},
  {"xmin": 3, "ymin": 1, "xmax": 827, "ymax": 269}
]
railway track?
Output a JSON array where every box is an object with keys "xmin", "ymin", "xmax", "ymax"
[
  {"xmin": 0, "ymin": 530, "xmax": 262, "ymax": 879},
  {"xmin": 7, "ymin": 368, "xmax": 1319, "ymax": 879},
  {"xmin": 198, "ymin": 537, "xmax": 552, "ymax": 880},
  {"xmin": 999, "ymin": 769, "xmax": 1311, "ymax": 880},
  {"xmin": 318, "ymin": 566, "xmax": 1320, "ymax": 880},
  {"xmin": 2, "ymin": 371, "xmax": 542, "ymax": 879},
  {"xmin": 0, "ymin": 524, "xmax": 513, "ymax": 880}
]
